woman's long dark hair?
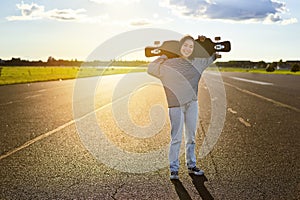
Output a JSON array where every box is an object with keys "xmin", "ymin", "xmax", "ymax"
[{"xmin": 179, "ymin": 35, "xmax": 195, "ymax": 60}]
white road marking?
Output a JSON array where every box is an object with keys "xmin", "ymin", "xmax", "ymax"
[
  {"xmin": 0, "ymin": 121, "xmax": 75, "ymax": 160},
  {"xmin": 228, "ymin": 108, "xmax": 237, "ymax": 114},
  {"xmin": 238, "ymin": 117, "xmax": 251, "ymax": 127},
  {"xmin": 37, "ymin": 89, "xmax": 47, "ymax": 93},
  {"xmin": 0, "ymin": 84, "xmax": 149, "ymax": 161},
  {"xmin": 224, "ymin": 82, "xmax": 300, "ymax": 113},
  {"xmin": 0, "ymin": 101, "xmax": 13, "ymax": 106},
  {"xmin": 25, "ymin": 94, "xmax": 42, "ymax": 99},
  {"xmin": 1, "ymin": 73, "xmax": 298, "ymax": 160},
  {"xmin": 230, "ymin": 77, "xmax": 274, "ymax": 85},
  {"xmin": 0, "ymin": 85, "xmax": 74, "ymax": 107},
  {"xmin": 205, "ymin": 72, "xmax": 299, "ymax": 112}
]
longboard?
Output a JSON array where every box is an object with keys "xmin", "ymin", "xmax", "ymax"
[{"xmin": 145, "ymin": 36, "xmax": 231, "ymax": 58}]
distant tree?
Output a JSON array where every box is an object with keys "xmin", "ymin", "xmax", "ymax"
[
  {"xmin": 291, "ymin": 64, "xmax": 299, "ymax": 72},
  {"xmin": 278, "ymin": 59, "xmax": 283, "ymax": 69},
  {"xmin": 47, "ymin": 56, "xmax": 56, "ymax": 62},
  {"xmin": 266, "ymin": 62, "xmax": 276, "ymax": 72},
  {"xmin": 258, "ymin": 61, "xmax": 266, "ymax": 68}
]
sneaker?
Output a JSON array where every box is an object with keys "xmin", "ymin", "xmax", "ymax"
[
  {"xmin": 188, "ymin": 166, "xmax": 204, "ymax": 176},
  {"xmin": 170, "ymin": 171, "xmax": 179, "ymax": 180}
]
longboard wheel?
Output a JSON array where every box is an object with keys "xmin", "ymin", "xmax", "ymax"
[{"xmin": 154, "ymin": 41, "xmax": 160, "ymax": 46}]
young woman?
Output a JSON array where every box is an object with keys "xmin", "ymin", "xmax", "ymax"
[{"xmin": 147, "ymin": 35, "xmax": 217, "ymax": 180}]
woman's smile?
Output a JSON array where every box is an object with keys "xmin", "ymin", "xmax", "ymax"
[{"xmin": 180, "ymin": 39, "xmax": 194, "ymax": 58}]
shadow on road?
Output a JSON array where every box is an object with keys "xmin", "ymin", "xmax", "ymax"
[
  {"xmin": 189, "ymin": 174, "xmax": 214, "ymax": 200},
  {"xmin": 171, "ymin": 179, "xmax": 192, "ymax": 200},
  {"xmin": 171, "ymin": 175, "xmax": 214, "ymax": 200}
]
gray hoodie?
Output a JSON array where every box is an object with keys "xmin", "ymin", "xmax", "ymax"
[{"xmin": 147, "ymin": 54, "xmax": 216, "ymax": 107}]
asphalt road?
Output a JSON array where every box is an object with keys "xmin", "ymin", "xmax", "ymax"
[{"xmin": 0, "ymin": 71, "xmax": 299, "ymax": 199}]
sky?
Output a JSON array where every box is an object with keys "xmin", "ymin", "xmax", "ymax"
[{"xmin": 0, "ymin": 0, "xmax": 299, "ymax": 62}]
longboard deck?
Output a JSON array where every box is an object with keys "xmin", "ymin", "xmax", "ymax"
[{"xmin": 145, "ymin": 38, "xmax": 231, "ymax": 58}]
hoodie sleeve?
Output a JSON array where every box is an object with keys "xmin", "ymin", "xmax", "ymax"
[
  {"xmin": 147, "ymin": 54, "xmax": 168, "ymax": 78},
  {"xmin": 191, "ymin": 53, "xmax": 216, "ymax": 72}
]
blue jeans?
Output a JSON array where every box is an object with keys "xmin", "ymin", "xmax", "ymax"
[{"xmin": 168, "ymin": 100, "xmax": 198, "ymax": 172}]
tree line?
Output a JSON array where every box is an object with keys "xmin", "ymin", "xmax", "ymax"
[
  {"xmin": 216, "ymin": 60, "xmax": 299, "ymax": 72},
  {"xmin": 0, "ymin": 57, "xmax": 299, "ymax": 72},
  {"xmin": 0, "ymin": 57, "xmax": 149, "ymax": 67}
]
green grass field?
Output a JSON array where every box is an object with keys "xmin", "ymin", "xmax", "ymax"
[
  {"xmin": 0, "ymin": 66, "xmax": 298, "ymax": 85},
  {"xmin": 208, "ymin": 67, "xmax": 300, "ymax": 75},
  {"xmin": 0, "ymin": 66, "xmax": 147, "ymax": 85}
]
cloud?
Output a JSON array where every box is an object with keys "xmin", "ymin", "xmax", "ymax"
[
  {"xmin": 18, "ymin": 2, "xmax": 44, "ymax": 16},
  {"xmin": 6, "ymin": 2, "xmax": 87, "ymax": 21},
  {"xmin": 6, "ymin": 2, "xmax": 172, "ymax": 26},
  {"xmin": 6, "ymin": 2, "xmax": 45, "ymax": 20},
  {"xmin": 47, "ymin": 9, "xmax": 87, "ymax": 21},
  {"xmin": 89, "ymin": 0, "xmax": 140, "ymax": 4},
  {"xmin": 130, "ymin": 18, "xmax": 152, "ymax": 26},
  {"xmin": 161, "ymin": 0, "xmax": 297, "ymax": 25},
  {"xmin": 129, "ymin": 17, "xmax": 173, "ymax": 26}
]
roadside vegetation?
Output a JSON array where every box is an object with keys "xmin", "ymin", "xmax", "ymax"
[
  {"xmin": 0, "ymin": 65, "xmax": 298, "ymax": 86},
  {"xmin": 0, "ymin": 57, "xmax": 299, "ymax": 85},
  {"xmin": 208, "ymin": 67, "xmax": 299, "ymax": 75},
  {"xmin": 0, "ymin": 66, "xmax": 146, "ymax": 85}
]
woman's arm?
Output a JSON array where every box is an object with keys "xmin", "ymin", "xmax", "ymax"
[
  {"xmin": 191, "ymin": 53, "xmax": 217, "ymax": 72},
  {"xmin": 147, "ymin": 54, "xmax": 167, "ymax": 78}
]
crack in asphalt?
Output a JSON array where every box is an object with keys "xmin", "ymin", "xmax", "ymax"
[{"xmin": 110, "ymin": 182, "xmax": 126, "ymax": 200}]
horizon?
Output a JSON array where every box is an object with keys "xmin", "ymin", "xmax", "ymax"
[
  {"xmin": 1, "ymin": 56, "xmax": 299, "ymax": 64},
  {"xmin": 0, "ymin": 0, "xmax": 299, "ymax": 62}
]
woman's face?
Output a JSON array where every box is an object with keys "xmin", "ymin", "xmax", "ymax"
[{"xmin": 180, "ymin": 39, "xmax": 194, "ymax": 58}]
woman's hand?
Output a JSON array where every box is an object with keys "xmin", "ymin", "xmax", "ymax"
[
  {"xmin": 198, "ymin": 35, "xmax": 206, "ymax": 42},
  {"xmin": 156, "ymin": 54, "xmax": 168, "ymax": 63}
]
